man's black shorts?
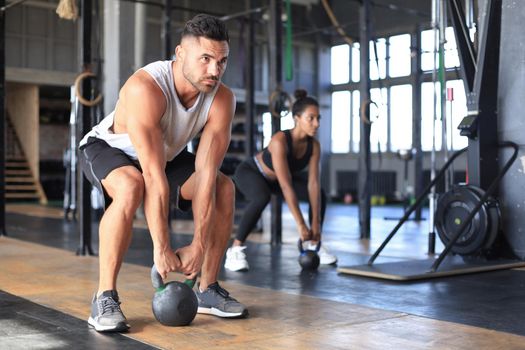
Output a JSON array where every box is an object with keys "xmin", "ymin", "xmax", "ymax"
[{"xmin": 79, "ymin": 137, "xmax": 194, "ymax": 210}]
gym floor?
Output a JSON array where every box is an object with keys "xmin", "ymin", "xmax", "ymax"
[{"xmin": 2, "ymin": 203, "xmax": 525, "ymax": 349}]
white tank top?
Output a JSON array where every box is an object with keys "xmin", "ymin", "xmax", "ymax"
[{"xmin": 79, "ymin": 60, "xmax": 219, "ymax": 161}]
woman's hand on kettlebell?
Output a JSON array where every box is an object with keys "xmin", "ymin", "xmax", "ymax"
[
  {"xmin": 298, "ymin": 224, "xmax": 311, "ymax": 242},
  {"xmin": 153, "ymin": 248, "xmax": 181, "ymax": 280},
  {"xmin": 175, "ymin": 243, "xmax": 204, "ymax": 280}
]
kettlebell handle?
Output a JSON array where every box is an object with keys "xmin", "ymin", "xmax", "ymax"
[
  {"xmin": 151, "ymin": 264, "xmax": 196, "ymax": 291},
  {"xmin": 151, "ymin": 265, "xmax": 165, "ymax": 290},
  {"xmin": 297, "ymin": 239, "xmax": 321, "ymax": 253}
]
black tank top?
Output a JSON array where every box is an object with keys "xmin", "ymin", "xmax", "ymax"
[{"xmin": 261, "ymin": 130, "xmax": 313, "ymax": 173}]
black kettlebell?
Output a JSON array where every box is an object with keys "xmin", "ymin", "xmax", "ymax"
[
  {"xmin": 151, "ymin": 265, "xmax": 198, "ymax": 326},
  {"xmin": 298, "ymin": 239, "xmax": 321, "ymax": 270}
]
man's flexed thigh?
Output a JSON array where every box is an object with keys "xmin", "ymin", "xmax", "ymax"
[{"xmin": 101, "ymin": 166, "xmax": 145, "ymax": 210}]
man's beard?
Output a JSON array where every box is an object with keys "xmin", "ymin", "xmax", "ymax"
[{"xmin": 183, "ymin": 69, "xmax": 219, "ymax": 93}]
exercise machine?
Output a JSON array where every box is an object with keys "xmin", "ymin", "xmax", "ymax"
[{"xmin": 338, "ymin": 0, "xmax": 525, "ymax": 280}]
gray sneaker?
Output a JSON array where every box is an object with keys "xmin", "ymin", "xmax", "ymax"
[
  {"xmin": 195, "ymin": 282, "xmax": 248, "ymax": 318},
  {"xmin": 88, "ymin": 290, "xmax": 130, "ymax": 332}
]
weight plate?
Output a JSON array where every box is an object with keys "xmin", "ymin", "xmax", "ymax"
[
  {"xmin": 435, "ymin": 185, "xmax": 490, "ymax": 255},
  {"xmin": 467, "ymin": 186, "xmax": 501, "ymax": 250}
]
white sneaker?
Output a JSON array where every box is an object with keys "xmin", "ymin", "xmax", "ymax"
[
  {"xmin": 305, "ymin": 241, "xmax": 338, "ymax": 265},
  {"xmin": 224, "ymin": 246, "xmax": 249, "ymax": 272}
]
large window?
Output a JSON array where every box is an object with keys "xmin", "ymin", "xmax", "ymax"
[
  {"xmin": 262, "ymin": 112, "xmax": 273, "ymax": 148},
  {"xmin": 421, "ymin": 27, "xmax": 460, "ymax": 72},
  {"xmin": 351, "ymin": 90, "xmax": 360, "ymax": 152},
  {"xmin": 330, "ymin": 44, "xmax": 350, "ymax": 84},
  {"xmin": 351, "ymin": 43, "xmax": 360, "ymax": 82},
  {"xmin": 421, "ymin": 29, "xmax": 436, "ymax": 72},
  {"xmin": 370, "ymin": 88, "xmax": 388, "ymax": 152},
  {"xmin": 444, "ymin": 27, "xmax": 460, "ymax": 68},
  {"xmin": 421, "ymin": 80, "xmax": 468, "ymax": 152},
  {"xmin": 421, "ymin": 82, "xmax": 441, "ymax": 151},
  {"xmin": 446, "ymin": 80, "xmax": 468, "ymax": 150},
  {"xmin": 390, "ymin": 85, "xmax": 413, "ymax": 151},
  {"xmin": 389, "ymin": 34, "xmax": 411, "ymax": 77},
  {"xmin": 331, "ymin": 91, "xmax": 351, "ymax": 153},
  {"xmin": 262, "ymin": 111, "xmax": 295, "ymax": 148},
  {"xmin": 329, "ymin": 28, "xmax": 464, "ymax": 155},
  {"xmin": 280, "ymin": 110, "xmax": 295, "ymax": 131},
  {"xmin": 369, "ymin": 38, "xmax": 386, "ymax": 81}
]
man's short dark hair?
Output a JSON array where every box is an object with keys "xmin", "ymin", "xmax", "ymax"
[{"xmin": 182, "ymin": 14, "xmax": 229, "ymax": 43}]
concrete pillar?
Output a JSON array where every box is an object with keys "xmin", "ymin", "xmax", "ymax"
[
  {"xmin": 498, "ymin": 0, "xmax": 525, "ymax": 259},
  {"xmin": 317, "ymin": 45, "xmax": 331, "ymax": 193},
  {"xmin": 103, "ymin": 0, "xmax": 135, "ymax": 114},
  {"xmin": 134, "ymin": 2, "xmax": 147, "ymax": 71}
]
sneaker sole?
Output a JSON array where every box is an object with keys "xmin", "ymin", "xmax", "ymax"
[
  {"xmin": 224, "ymin": 265, "xmax": 249, "ymax": 272},
  {"xmin": 88, "ymin": 317, "xmax": 130, "ymax": 332},
  {"xmin": 320, "ymin": 260, "xmax": 338, "ymax": 265},
  {"xmin": 197, "ymin": 306, "xmax": 248, "ymax": 318}
]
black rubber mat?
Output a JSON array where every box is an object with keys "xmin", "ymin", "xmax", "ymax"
[
  {"xmin": 338, "ymin": 255, "xmax": 525, "ymax": 280},
  {"xmin": 0, "ymin": 290, "xmax": 157, "ymax": 350}
]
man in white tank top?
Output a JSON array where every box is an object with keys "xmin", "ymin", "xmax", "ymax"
[{"xmin": 79, "ymin": 14, "xmax": 247, "ymax": 332}]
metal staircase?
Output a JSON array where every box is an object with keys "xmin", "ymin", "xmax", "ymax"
[{"xmin": 6, "ymin": 115, "xmax": 48, "ymax": 204}]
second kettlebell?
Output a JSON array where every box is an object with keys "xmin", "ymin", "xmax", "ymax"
[
  {"xmin": 298, "ymin": 239, "xmax": 321, "ymax": 270},
  {"xmin": 151, "ymin": 265, "xmax": 198, "ymax": 326}
]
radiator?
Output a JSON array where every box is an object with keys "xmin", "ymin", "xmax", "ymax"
[{"xmin": 336, "ymin": 171, "xmax": 397, "ymax": 197}]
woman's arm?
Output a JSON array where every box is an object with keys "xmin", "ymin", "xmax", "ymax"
[
  {"xmin": 269, "ymin": 133, "xmax": 310, "ymax": 241},
  {"xmin": 307, "ymin": 140, "xmax": 322, "ymax": 242}
]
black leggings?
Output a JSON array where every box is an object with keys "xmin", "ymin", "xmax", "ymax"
[{"xmin": 233, "ymin": 157, "xmax": 326, "ymax": 243}]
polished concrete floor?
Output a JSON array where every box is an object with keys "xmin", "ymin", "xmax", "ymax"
[{"xmin": 3, "ymin": 203, "xmax": 525, "ymax": 349}]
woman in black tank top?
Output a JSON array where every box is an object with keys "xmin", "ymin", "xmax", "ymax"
[{"xmin": 224, "ymin": 90, "xmax": 338, "ymax": 272}]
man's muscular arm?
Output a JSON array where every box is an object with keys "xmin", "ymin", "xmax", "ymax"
[
  {"xmin": 121, "ymin": 72, "xmax": 180, "ymax": 279},
  {"xmin": 175, "ymin": 84, "xmax": 235, "ymax": 274}
]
